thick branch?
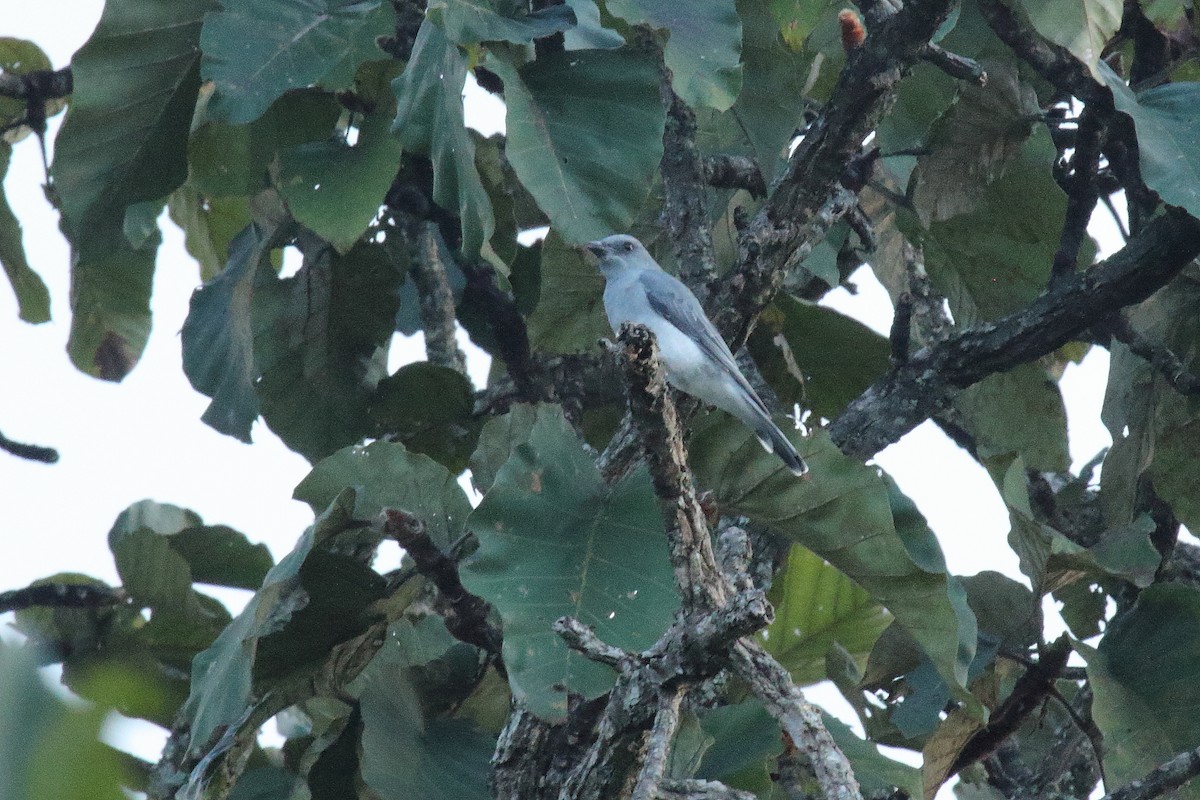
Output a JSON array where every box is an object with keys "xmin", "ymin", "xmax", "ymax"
[
  {"xmin": 631, "ymin": 688, "xmax": 685, "ymax": 800},
  {"xmin": 0, "ymin": 581, "xmax": 123, "ymax": 613},
  {"xmin": 702, "ymin": 155, "xmax": 767, "ymax": 199},
  {"xmin": 976, "ymin": 0, "xmax": 1103, "ymax": 104},
  {"xmin": 829, "ymin": 208, "xmax": 1200, "ymax": 459},
  {"xmin": 411, "ymin": 222, "xmax": 468, "ymax": 375},
  {"xmin": 1102, "ymin": 745, "xmax": 1200, "ymax": 800},
  {"xmin": 660, "ymin": 80, "xmax": 718, "ymax": 293},
  {"xmin": 376, "ymin": 508, "xmax": 501, "ymax": 656},
  {"xmin": 0, "ymin": 67, "xmax": 73, "ymax": 101}
]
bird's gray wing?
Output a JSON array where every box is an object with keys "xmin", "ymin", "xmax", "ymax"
[{"xmin": 637, "ymin": 270, "xmax": 771, "ymax": 416}]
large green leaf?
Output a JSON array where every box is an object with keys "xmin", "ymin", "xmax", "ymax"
[
  {"xmin": 200, "ymin": 0, "xmax": 392, "ymax": 124},
  {"xmin": 354, "ymin": 620, "xmax": 493, "ymax": 800},
  {"xmin": 167, "ymin": 187, "xmax": 255, "ymax": 281},
  {"xmin": 369, "ymin": 362, "xmax": 482, "ymax": 474},
  {"xmin": 429, "ymin": 0, "xmax": 577, "ymax": 45},
  {"xmin": 469, "ymin": 403, "xmax": 552, "ymax": 493},
  {"xmin": 954, "ymin": 363, "xmax": 1070, "ymax": 472},
  {"xmin": 391, "ymin": 20, "xmax": 493, "ymax": 259},
  {"xmin": 295, "ymin": 439, "xmax": 472, "ymax": 546},
  {"xmin": 0, "ymin": 643, "xmax": 131, "ymax": 800},
  {"xmin": 763, "ymin": 543, "xmax": 892, "ymax": 685},
  {"xmin": 189, "ymin": 91, "xmax": 343, "ymax": 199},
  {"xmin": 1018, "ymin": 0, "xmax": 1121, "ymax": 81},
  {"xmin": 52, "ymin": 0, "xmax": 211, "ymax": 378},
  {"xmin": 749, "ymin": 295, "xmax": 891, "ymax": 420},
  {"xmin": 52, "ymin": 0, "xmax": 211, "ymax": 244},
  {"xmin": 525, "ymin": 229, "xmax": 608, "ymax": 353},
  {"xmin": 909, "ymin": 131, "xmax": 1074, "ymax": 325},
  {"xmin": 607, "ymin": 0, "xmax": 742, "ymax": 111},
  {"xmin": 0, "ymin": 142, "xmax": 49, "ymax": 323},
  {"xmin": 1101, "ymin": 65, "xmax": 1200, "ymax": 219},
  {"xmin": 278, "ymin": 105, "xmax": 402, "ymax": 254},
  {"xmin": 1080, "ymin": 584, "xmax": 1200, "ymax": 800},
  {"xmin": 182, "ymin": 223, "xmax": 274, "ymax": 442},
  {"xmin": 461, "ymin": 405, "xmax": 679, "ymax": 720},
  {"xmin": 488, "ymin": 48, "xmax": 665, "ymax": 244},
  {"xmin": 253, "ymin": 238, "xmax": 402, "ymax": 461},
  {"xmin": 182, "ymin": 489, "xmax": 364, "ymax": 752},
  {"xmin": 688, "ymin": 420, "xmax": 977, "ymax": 700}
]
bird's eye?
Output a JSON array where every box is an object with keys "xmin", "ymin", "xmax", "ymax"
[{"xmin": 623, "ymin": 241, "xmax": 634, "ymax": 252}]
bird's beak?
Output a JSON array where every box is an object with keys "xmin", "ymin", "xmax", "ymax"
[{"xmin": 583, "ymin": 241, "xmax": 606, "ymax": 259}]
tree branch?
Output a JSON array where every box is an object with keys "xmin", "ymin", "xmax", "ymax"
[
  {"xmin": 0, "ymin": 428, "xmax": 59, "ymax": 463},
  {"xmin": 829, "ymin": 208, "xmax": 1200, "ymax": 459},
  {"xmin": 0, "ymin": 581, "xmax": 123, "ymax": 613},
  {"xmin": 631, "ymin": 688, "xmax": 685, "ymax": 800},
  {"xmin": 375, "ymin": 508, "xmax": 501, "ymax": 656},
  {"xmin": 702, "ymin": 155, "xmax": 766, "ymax": 199},
  {"xmin": 1102, "ymin": 745, "xmax": 1200, "ymax": 800},
  {"xmin": 411, "ymin": 222, "xmax": 468, "ymax": 375},
  {"xmin": 659, "ymin": 75, "xmax": 719, "ymax": 295}
]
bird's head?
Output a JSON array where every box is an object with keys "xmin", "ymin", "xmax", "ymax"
[{"xmin": 582, "ymin": 234, "xmax": 656, "ymax": 277}]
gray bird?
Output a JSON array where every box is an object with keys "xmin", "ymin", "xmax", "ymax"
[{"xmin": 585, "ymin": 234, "xmax": 808, "ymax": 476}]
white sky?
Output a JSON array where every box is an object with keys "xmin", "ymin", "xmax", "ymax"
[{"xmin": 0, "ymin": 1, "xmax": 1118, "ymax": 786}]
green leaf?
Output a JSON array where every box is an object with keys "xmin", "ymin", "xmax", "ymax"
[
  {"xmin": 563, "ymin": 0, "xmax": 625, "ymax": 49},
  {"xmin": 749, "ymin": 295, "xmax": 891, "ymax": 419},
  {"xmin": 182, "ymin": 489, "xmax": 361, "ymax": 752},
  {"xmin": 354, "ymin": 620, "xmax": 493, "ymax": 800},
  {"xmin": 461, "ymin": 406, "xmax": 679, "ymax": 720},
  {"xmin": 0, "ymin": 643, "xmax": 131, "ymax": 800},
  {"xmin": 295, "ymin": 439, "xmax": 472, "ymax": 546},
  {"xmin": 959, "ymin": 571, "xmax": 1037, "ymax": 653},
  {"xmin": 254, "ymin": 238, "xmax": 402, "ymax": 461},
  {"xmin": 167, "ymin": 525, "xmax": 274, "ymax": 590},
  {"xmin": 429, "ymin": 0, "xmax": 577, "ymax": 45},
  {"xmin": 168, "ymin": 187, "xmax": 255, "ymax": 281},
  {"xmin": 1081, "ymin": 584, "xmax": 1200, "ymax": 800},
  {"xmin": 108, "ymin": 500, "xmax": 210, "ymax": 620},
  {"xmin": 189, "ymin": 91, "xmax": 343, "ymax": 199},
  {"xmin": 1143, "ymin": 0, "xmax": 1188, "ymax": 30},
  {"xmin": 391, "ymin": 20, "xmax": 494, "ymax": 259},
  {"xmin": 525, "ymin": 229, "xmax": 608, "ymax": 353},
  {"xmin": 66, "ymin": 225, "xmax": 158, "ymax": 381},
  {"xmin": 0, "ymin": 142, "xmax": 49, "ymax": 323},
  {"xmin": 200, "ymin": 0, "xmax": 392, "ymax": 124},
  {"xmin": 487, "ymin": 48, "xmax": 665, "ymax": 244},
  {"xmin": 369, "ymin": 362, "xmax": 482, "ymax": 473},
  {"xmin": 763, "ymin": 544, "xmax": 891, "ymax": 685},
  {"xmin": 1101, "ymin": 65, "xmax": 1200, "ymax": 219},
  {"xmin": 1017, "ymin": 0, "xmax": 1121, "ymax": 81},
  {"xmin": 469, "ymin": 403, "xmax": 554, "ymax": 493},
  {"xmin": 606, "ymin": 0, "xmax": 742, "ymax": 111},
  {"xmin": 182, "ymin": 223, "xmax": 273, "ymax": 442},
  {"xmin": 688, "ymin": 421, "xmax": 978, "ymax": 700},
  {"xmin": 51, "ymin": 0, "xmax": 211, "ymax": 244},
  {"xmin": 278, "ymin": 105, "xmax": 403, "ymax": 254},
  {"xmin": 954, "ymin": 364, "xmax": 1070, "ymax": 472}
]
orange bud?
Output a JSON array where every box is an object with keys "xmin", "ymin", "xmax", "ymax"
[{"xmin": 838, "ymin": 8, "xmax": 866, "ymax": 51}]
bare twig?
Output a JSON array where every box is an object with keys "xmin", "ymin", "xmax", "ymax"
[
  {"xmin": 657, "ymin": 779, "xmax": 756, "ymax": 800},
  {"xmin": 920, "ymin": 42, "xmax": 987, "ymax": 85},
  {"xmin": 0, "ymin": 429, "xmax": 59, "ymax": 463},
  {"xmin": 554, "ymin": 616, "xmax": 634, "ymax": 669},
  {"xmin": 1102, "ymin": 745, "xmax": 1200, "ymax": 800},
  {"xmin": 1101, "ymin": 314, "xmax": 1200, "ymax": 396}
]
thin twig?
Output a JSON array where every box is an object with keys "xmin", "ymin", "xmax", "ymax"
[{"xmin": 0, "ymin": 429, "xmax": 59, "ymax": 463}]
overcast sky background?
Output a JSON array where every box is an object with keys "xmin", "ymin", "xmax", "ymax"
[{"xmin": 1, "ymin": 2, "xmax": 1119, "ymax": 782}]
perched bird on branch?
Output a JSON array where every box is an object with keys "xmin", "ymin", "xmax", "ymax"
[{"xmin": 585, "ymin": 234, "xmax": 808, "ymax": 476}]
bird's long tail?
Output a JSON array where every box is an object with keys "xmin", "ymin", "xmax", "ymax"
[{"xmin": 752, "ymin": 415, "xmax": 808, "ymax": 477}]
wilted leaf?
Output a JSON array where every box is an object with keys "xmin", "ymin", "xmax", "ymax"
[
  {"xmin": 487, "ymin": 48, "xmax": 664, "ymax": 244},
  {"xmin": 461, "ymin": 405, "xmax": 679, "ymax": 720}
]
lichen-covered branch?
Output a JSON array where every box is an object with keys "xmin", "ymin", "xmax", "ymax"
[
  {"xmin": 411, "ymin": 222, "xmax": 468, "ymax": 375},
  {"xmin": 829, "ymin": 209, "xmax": 1200, "ymax": 459}
]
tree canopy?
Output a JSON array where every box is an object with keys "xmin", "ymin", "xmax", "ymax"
[{"xmin": 4, "ymin": 1, "xmax": 1200, "ymax": 799}]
